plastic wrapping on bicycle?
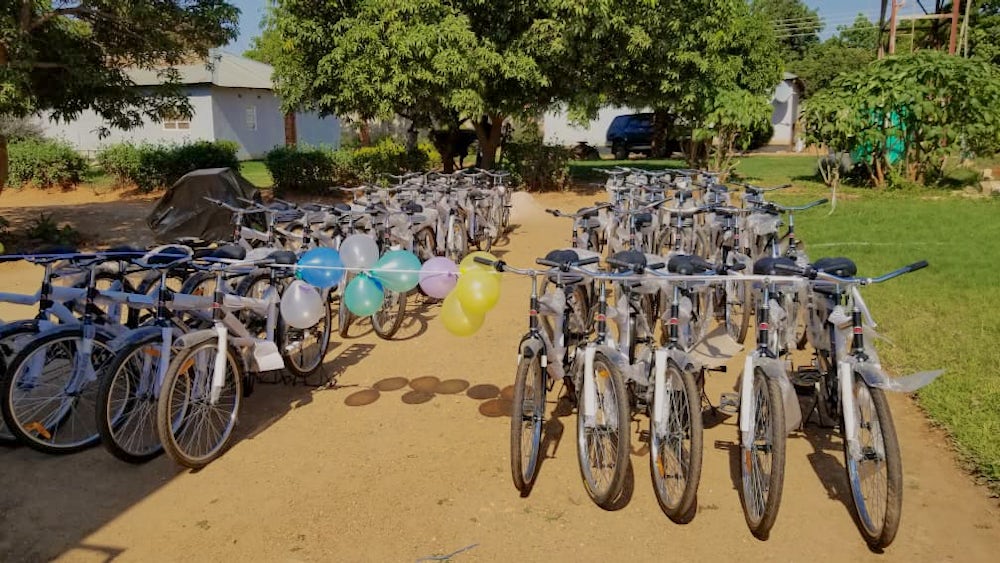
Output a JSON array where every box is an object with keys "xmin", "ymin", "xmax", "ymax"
[
  {"xmin": 753, "ymin": 256, "xmax": 798, "ymax": 275},
  {"xmin": 607, "ymin": 250, "xmax": 648, "ymax": 272},
  {"xmin": 139, "ymin": 245, "xmax": 192, "ymax": 267},
  {"xmin": 538, "ymin": 249, "xmax": 600, "ymax": 270},
  {"xmin": 667, "ymin": 254, "xmax": 714, "ymax": 275}
]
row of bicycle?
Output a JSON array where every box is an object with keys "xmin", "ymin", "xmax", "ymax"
[
  {"xmin": 510, "ymin": 172, "xmax": 940, "ymax": 548},
  {"xmin": 0, "ymin": 168, "xmax": 515, "ymax": 467}
]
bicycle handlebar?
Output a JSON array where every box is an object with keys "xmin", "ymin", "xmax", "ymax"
[{"xmin": 774, "ymin": 260, "xmax": 929, "ymax": 285}]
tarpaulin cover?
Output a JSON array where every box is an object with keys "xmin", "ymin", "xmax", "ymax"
[{"xmin": 147, "ymin": 168, "xmax": 261, "ymax": 243}]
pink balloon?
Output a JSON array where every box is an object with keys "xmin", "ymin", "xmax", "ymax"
[{"xmin": 419, "ymin": 257, "xmax": 459, "ymax": 299}]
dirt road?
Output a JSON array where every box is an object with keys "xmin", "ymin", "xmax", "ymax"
[{"xmin": 1, "ymin": 188, "xmax": 997, "ymax": 562}]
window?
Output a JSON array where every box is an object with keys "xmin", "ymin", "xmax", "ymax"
[
  {"xmin": 162, "ymin": 113, "xmax": 191, "ymax": 131},
  {"xmin": 246, "ymin": 105, "xmax": 257, "ymax": 131}
]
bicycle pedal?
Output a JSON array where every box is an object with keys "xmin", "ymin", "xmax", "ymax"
[{"xmin": 718, "ymin": 392, "xmax": 739, "ymax": 415}]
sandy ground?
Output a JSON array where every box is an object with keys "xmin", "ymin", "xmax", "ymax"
[{"xmin": 1, "ymin": 187, "xmax": 998, "ymax": 562}]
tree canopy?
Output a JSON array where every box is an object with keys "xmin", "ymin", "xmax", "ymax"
[
  {"xmin": 0, "ymin": 0, "xmax": 239, "ymax": 190},
  {"xmin": 790, "ymin": 14, "xmax": 878, "ymax": 97},
  {"xmin": 751, "ymin": 0, "xmax": 820, "ymax": 62}
]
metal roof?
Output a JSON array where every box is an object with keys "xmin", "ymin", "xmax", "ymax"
[{"xmin": 127, "ymin": 50, "xmax": 273, "ymax": 90}]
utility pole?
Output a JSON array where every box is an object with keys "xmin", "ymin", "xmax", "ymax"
[
  {"xmin": 889, "ymin": 0, "xmax": 901, "ymax": 55},
  {"xmin": 948, "ymin": 0, "xmax": 962, "ymax": 54},
  {"xmin": 878, "ymin": 0, "xmax": 889, "ymax": 58}
]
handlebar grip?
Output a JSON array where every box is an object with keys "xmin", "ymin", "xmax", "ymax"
[
  {"xmin": 578, "ymin": 256, "xmax": 600, "ymax": 267},
  {"xmin": 605, "ymin": 258, "xmax": 630, "ymax": 270},
  {"xmin": 816, "ymin": 198, "xmax": 829, "ymax": 205},
  {"xmin": 535, "ymin": 258, "xmax": 560, "ymax": 268},
  {"xmin": 473, "ymin": 256, "xmax": 495, "ymax": 266},
  {"xmin": 906, "ymin": 260, "xmax": 929, "ymax": 273},
  {"xmin": 728, "ymin": 262, "xmax": 747, "ymax": 272},
  {"xmin": 647, "ymin": 262, "xmax": 666, "ymax": 271}
]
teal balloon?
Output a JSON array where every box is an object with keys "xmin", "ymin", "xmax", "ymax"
[
  {"xmin": 344, "ymin": 274, "xmax": 384, "ymax": 317},
  {"xmin": 373, "ymin": 250, "xmax": 422, "ymax": 293},
  {"xmin": 297, "ymin": 247, "xmax": 344, "ymax": 289}
]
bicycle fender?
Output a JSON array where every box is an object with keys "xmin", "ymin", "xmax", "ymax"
[
  {"xmin": 29, "ymin": 323, "xmax": 118, "ymax": 343},
  {"xmin": 851, "ymin": 360, "xmax": 944, "ymax": 393},
  {"xmin": 755, "ymin": 356, "xmax": 802, "ymax": 434},
  {"xmin": 107, "ymin": 325, "xmax": 163, "ymax": 352},
  {"xmin": 174, "ymin": 328, "xmax": 218, "ymax": 350},
  {"xmin": 517, "ymin": 336, "xmax": 545, "ymax": 365},
  {"xmin": 664, "ymin": 348, "xmax": 697, "ymax": 374}
]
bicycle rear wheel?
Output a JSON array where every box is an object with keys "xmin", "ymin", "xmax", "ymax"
[
  {"xmin": 156, "ymin": 339, "xmax": 242, "ymax": 469},
  {"xmin": 576, "ymin": 351, "xmax": 631, "ymax": 508},
  {"xmin": 372, "ymin": 289, "xmax": 407, "ymax": 340},
  {"xmin": 0, "ymin": 323, "xmax": 44, "ymax": 443},
  {"xmin": 278, "ymin": 296, "xmax": 332, "ymax": 377},
  {"xmin": 1, "ymin": 328, "xmax": 116, "ymax": 454},
  {"xmin": 844, "ymin": 377, "xmax": 902, "ymax": 549},
  {"xmin": 650, "ymin": 362, "xmax": 703, "ymax": 523},
  {"xmin": 738, "ymin": 367, "xmax": 786, "ymax": 539},
  {"xmin": 510, "ymin": 349, "xmax": 545, "ymax": 496}
]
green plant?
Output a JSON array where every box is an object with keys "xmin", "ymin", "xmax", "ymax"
[
  {"xmin": 25, "ymin": 213, "xmax": 82, "ymax": 246},
  {"xmin": 264, "ymin": 145, "xmax": 337, "ymax": 196},
  {"xmin": 96, "ymin": 140, "xmax": 241, "ymax": 191},
  {"xmin": 5, "ymin": 139, "xmax": 87, "ymax": 189},
  {"xmin": 499, "ymin": 128, "xmax": 571, "ymax": 192}
]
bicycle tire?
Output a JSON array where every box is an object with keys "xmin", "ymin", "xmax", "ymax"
[
  {"xmin": 96, "ymin": 332, "xmax": 168, "ymax": 463},
  {"xmin": 372, "ymin": 289, "xmax": 407, "ymax": 340},
  {"xmin": 738, "ymin": 367, "xmax": 786, "ymax": 539},
  {"xmin": 0, "ymin": 323, "xmax": 42, "ymax": 444},
  {"xmin": 510, "ymin": 349, "xmax": 545, "ymax": 496},
  {"xmin": 156, "ymin": 339, "xmax": 242, "ymax": 469},
  {"xmin": 337, "ymin": 289, "xmax": 354, "ymax": 339},
  {"xmin": 576, "ymin": 351, "xmax": 631, "ymax": 509},
  {"xmin": 446, "ymin": 215, "xmax": 469, "ymax": 262},
  {"xmin": 415, "ymin": 227, "xmax": 437, "ymax": 262},
  {"xmin": 725, "ymin": 278, "xmax": 751, "ymax": 344},
  {"xmin": 650, "ymin": 361, "xmax": 704, "ymax": 523},
  {"xmin": 844, "ymin": 376, "xmax": 902, "ymax": 549},
  {"xmin": 277, "ymin": 295, "xmax": 332, "ymax": 377},
  {"xmin": 1, "ymin": 328, "xmax": 116, "ymax": 454}
]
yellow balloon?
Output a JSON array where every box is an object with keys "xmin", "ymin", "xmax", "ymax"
[
  {"xmin": 440, "ymin": 293, "xmax": 485, "ymax": 337},
  {"xmin": 455, "ymin": 270, "xmax": 501, "ymax": 315},
  {"xmin": 459, "ymin": 251, "xmax": 500, "ymax": 278}
]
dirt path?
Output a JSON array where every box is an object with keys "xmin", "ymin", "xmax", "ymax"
[{"xmin": 0, "ymin": 188, "xmax": 997, "ymax": 562}]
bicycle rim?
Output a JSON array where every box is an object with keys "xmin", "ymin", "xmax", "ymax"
[
  {"xmin": 650, "ymin": 363, "xmax": 703, "ymax": 522},
  {"xmin": 280, "ymin": 299, "xmax": 332, "ymax": 377},
  {"xmin": 845, "ymin": 379, "xmax": 902, "ymax": 548},
  {"xmin": 372, "ymin": 290, "xmax": 406, "ymax": 339},
  {"xmin": 510, "ymin": 352, "xmax": 544, "ymax": 495},
  {"xmin": 2, "ymin": 331, "xmax": 114, "ymax": 452},
  {"xmin": 0, "ymin": 326, "xmax": 41, "ymax": 442},
  {"xmin": 158, "ymin": 341, "xmax": 242, "ymax": 468},
  {"xmin": 739, "ymin": 368, "xmax": 786, "ymax": 538},
  {"xmin": 576, "ymin": 353, "xmax": 629, "ymax": 507}
]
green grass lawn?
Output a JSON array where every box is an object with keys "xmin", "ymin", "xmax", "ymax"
[
  {"xmin": 576, "ymin": 154, "xmax": 1000, "ymax": 489},
  {"xmin": 240, "ymin": 160, "xmax": 272, "ymax": 188}
]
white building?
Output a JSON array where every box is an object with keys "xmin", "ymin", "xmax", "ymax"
[
  {"xmin": 542, "ymin": 74, "xmax": 804, "ymax": 151},
  {"xmin": 37, "ymin": 51, "xmax": 340, "ymax": 159}
]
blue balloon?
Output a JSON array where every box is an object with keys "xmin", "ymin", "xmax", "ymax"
[{"xmin": 297, "ymin": 247, "xmax": 344, "ymax": 289}]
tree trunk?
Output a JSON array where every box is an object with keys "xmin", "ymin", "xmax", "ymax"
[
  {"xmin": 0, "ymin": 134, "xmax": 8, "ymax": 195},
  {"xmin": 359, "ymin": 119, "xmax": 372, "ymax": 147},
  {"xmin": 405, "ymin": 121, "xmax": 418, "ymax": 152},
  {"xmin": 430, "ymin": 125, "xmax": 460, "ymax": 173},
  {"xmin": 473, "ymin": 114, "xmax": 504, "ymax": 170},
  {"xmin": 650, "ymin": 111, "xmax": 674, "ymax": 158}
]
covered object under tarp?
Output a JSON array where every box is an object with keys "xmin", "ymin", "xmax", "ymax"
[{"xmin": 147, "ymin": 167, "xmax": 261, "ymax": 243}]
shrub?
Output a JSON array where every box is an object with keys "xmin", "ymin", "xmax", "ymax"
[
  {"xmin": 96, "ymin": 140, "xmax": 241, "ymax": 191},
  {"xmin": 264, "ymin": 145, "xmax": 337, "ymax": 196},
  {"xmin": 25, "ymin": 212, "xmax": 82, "ymax": 246},
  {"xmin": 6, "ymin": 139, "xmax": 87, "ymax": 189},
  {"xmin": 349, "ymin": 138, "xmax": 432, "ymax": 181},
  {"xmin": 499, "ymin": 128, "xmax": 571, "ymax": 191}
]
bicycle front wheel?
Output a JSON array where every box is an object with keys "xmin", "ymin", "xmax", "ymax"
[
  {"xmin": 576, "ymin": 352, "xmax": 631, "ymax": 508},
  {"xmin": 844, "ymin": 377, "xmax": 902, "ymax": 549},
  {"xmin": 738, "ymin": 367, "xmax": 786, "ymax": 539},
  {"xmin": 278, "ymin": 296, "xmax": 332, "ymax": 377},
  {"xmin": 510, "ymin": 349, "xmax": 545, "ymax": 496},
  {"xmin": 156, "ymin": 340, "xmax": 242, "ymax": 469},
  {"xmin": 372, "ymin": 289, "xmax": 407, "ymax": 340},
  {"xmin": 650, "ymin": 362, "xmax": 704, "ymax": 523},
  {"xmin": 1, "ymin": 328, "xmax": 116, "ymax": 454}
]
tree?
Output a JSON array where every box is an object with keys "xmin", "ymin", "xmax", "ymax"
[
  {"xmin": 803, "ymin": 51, "xmax": 1000, "ymax": 187},
  {"xmin": 267, "ymin": 0, "xmax": 580, "ymax": 169},
  {"xmin": 0, "ymin": 1, "xmax": 238, "ymax": 192},
  {"xmin": 751, "ymin": 0, "xmax": 821, "ymax": 63}
]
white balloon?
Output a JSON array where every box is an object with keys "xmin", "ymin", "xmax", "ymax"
[
  {"xmin": 280, "ymin": 280, "xmax": 324, "ymax": 329},
  {"xmin": 340, "ymin": 234, "xmax": 380, "ymax": 270}
]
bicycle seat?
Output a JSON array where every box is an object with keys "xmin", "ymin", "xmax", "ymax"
[
  {"xmin": 812, "ymin": 257, "xmax": 857, "ymax": 277},
  {"xmin": 674, "ymin": 189, "xmax": 695, "ymax": 200},
  {"xmin": 609, "ymin": 249, "xmax": 646, "ymax": 271},
  {"xmin": 209, "ymin": 245, "xmax": 247, "ymax": 261},
  {"xmin": 542, "ymin": 249, "xmax": 590, "ymax": 285},
  {"xmin": 334, "ymin": 203, "xmax": 352, "ymax": 213},
  {"xmin": 107, "ymin": 245, "xmax": 148, "ymax": 260},
  {"xmin": 267, "ymin": 250, "xmax": 297, "ymax": 265},
  {"xmin": 577, "ymin": 207, "xmax": 600, "ymax": 219},
  {"xmin": 141, "ymin": 245, "xmax": 192, "ymax": 267},
  {"xmin": 753, "ymin": 256, "xmax": 797, "ymax": 275},
  {"xmin": 403, "ymin": 202, "xmax": 424, "ymax": 214},
  {"xmin": 667, "ymin": 254, "xmax": 712, "ymax": 275},
  {"xmin": 302, "ymin": 203, "xmax": 324, "ymax": 212},
  {"xmin": 634, "ymin": 212, "xmax": 653, "ymax": 229}
]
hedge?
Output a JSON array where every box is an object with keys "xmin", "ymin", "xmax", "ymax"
[
  {"xmin": 5, "ymin": 139, "xmax": 87, "ymax": 189},
  {"xmin": 97, "ymin": 140, "xmax": 241, "ymax": 191}
]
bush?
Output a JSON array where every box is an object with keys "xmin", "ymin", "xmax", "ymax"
[
  {"xmin": 499, "ymin": 128, "xmax": 571, "ymax": 191},
  {"xmin": 96, "ymin": 140, "xmax": 241, "ymax": 191},
  {"xmin": 348, "ymin": 138, "xmax": 433, "ymax": 181},
  {"xmin": 6, "ymin": 139, "xmax": 87, "ymax": 189},
  {"xmin": 264, "ymin": 145, "xmax": 337, "ymax": 196}
]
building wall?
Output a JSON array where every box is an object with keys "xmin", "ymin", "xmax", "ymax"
[
  {"xmin": 210, "ymin": 87, "xmax": 286, "ymax": 159},
  {"xmin": 543, "ymin": 106, "xmax": 644, "ymax": 149},
  {"xmin": 296, "ymin": 110, "xmax": 340, "ymax": 148},
  {"xmin": 37, "ymin": 85, "xmax": 215, "ymax": 157},
  {"xmin": 769, "ymin": 79, "xmax": 800, "ymax": 146}
]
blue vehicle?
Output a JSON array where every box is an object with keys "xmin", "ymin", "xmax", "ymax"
[{"xmin": 606, "ymin": 113, "xmax": 654, "ymax": 160}]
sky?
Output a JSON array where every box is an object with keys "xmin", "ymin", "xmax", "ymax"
[{"xmin": 225, "ymin": 0, "xmax": 895, "ymax": 55}]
